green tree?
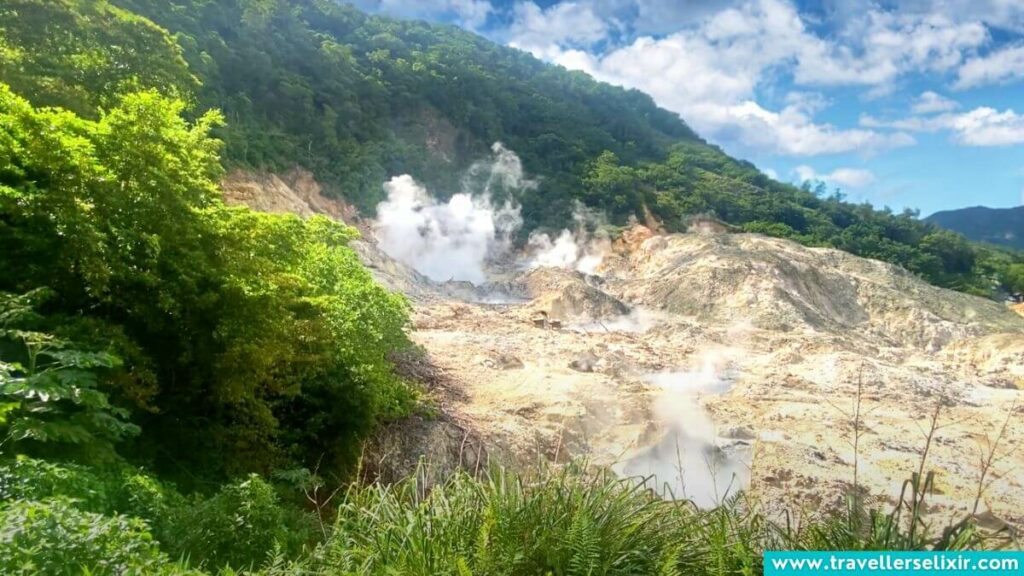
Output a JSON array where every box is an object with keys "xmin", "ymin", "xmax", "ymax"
[
  {"xmin": 1, "ymin": 84, "xmax": 412, "ymax": 483},
  {"xmin": 0, "ymin": 291, "xmax": 137, "ymax": 460},
  {"xmin": 0, "ymin": 0, "xmax": 196, "ymax": 116},
  {"xmin": 1003, "ymin": 263, "xmax": 1024, "ymax": 295}
]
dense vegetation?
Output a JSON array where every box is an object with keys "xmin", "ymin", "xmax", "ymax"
[
  {"xmin": 0, "ymin": 0, "xmax": 1021, "ymax": 572},
  {"xmin": 5, "ymin": 0, "xmax": 1021, "ymax": 295},
  {"xmin": 0, "ymin": 83, "xmax": 413, "ymax": 485},
  {"xmin": 0, "ymin": 456, "xmax": 995, "ymax": 574},
  {"xmin": 580, "ymin": 148, "xmax": 1024, "ymax": 295},
  {"xmin": 47, "ymin": 0, "xmax": 694, "ymax": 226}
]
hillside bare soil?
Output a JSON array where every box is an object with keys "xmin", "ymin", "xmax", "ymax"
[{"xmin": 226, "ymin": 170, "xmax": 1024, "ymax": 530}]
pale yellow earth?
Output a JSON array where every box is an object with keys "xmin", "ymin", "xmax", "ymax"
[{"xmin": 225, "ymin": 169, "xmax": 1024, "ymax": 534}]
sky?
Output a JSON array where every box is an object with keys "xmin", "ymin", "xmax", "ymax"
[{"xmin": 351, "ymin": 0, "xmax": 1024, "ymax": 217}]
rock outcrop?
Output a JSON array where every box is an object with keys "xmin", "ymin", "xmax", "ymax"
[{"xmin": 223, "ymin": 170, "xmax": 1024, "ymax": 531}]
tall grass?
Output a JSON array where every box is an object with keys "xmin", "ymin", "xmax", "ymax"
[{"xmin": 249, "ymin": 461, "xmax": 1003, "ymax": 576}]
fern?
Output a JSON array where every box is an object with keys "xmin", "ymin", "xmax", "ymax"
[{"xmin": 566, "ymin": 509, "xmax": 601, "ymax": 576}]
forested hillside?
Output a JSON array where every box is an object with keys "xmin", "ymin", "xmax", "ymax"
[
  {"xmin": 927, "ymin": 205, "xmax": 1024, "ymax": 251},
  {"xmin": 6, "ymin": 0, "xmax": 1022, "ymax": 296},
  {"xmin": 75, "ymin": 0, "xmax": 697, "ymax": 227},
  {"xmin": 0, "ymin": 1, "xmax": 1020, "ymax": 572}
]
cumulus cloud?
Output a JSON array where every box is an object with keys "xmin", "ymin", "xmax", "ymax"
[
  {"xmin": 363, "ymin": 0, "xmax": 1024, "ymax": 159},
  {"xmin": 793, "ymin": 12, "xmax": 987, "ymax": 87},
  {"xmin": 510, "ymin": 0, "xmax": 932, "ymax": 157},
  {"xmin": 630, "ymin": 0, "xmax": 738, "ymax": 35},
  {"xmin": 353, "ymin": 0, "xmax": 493, "ymax": 29},
  {"xmin": 854, "ymin": 0, "xmax": 1024, "ymax": 33},
  {"xmin": 862, "ymin": 106, "xmax": 1024, "ymax": 146},
  {"xmin": 949, "ymin": 108, "xmax": 1024, "ymax": 146},
  {"xmin": 506, "ymin": 2, "xmax": 612, "ymax": 54},
  {"xmin": 911, "ymin": 91, "xmax": 959, "ymax": 114},
  {"xmin": 955, "ymin": 44, "xmax": 1024, "ymax": 89},
  {"xmin": 794, "ymin": 165, "xmax": 876, "ymax": 188}
]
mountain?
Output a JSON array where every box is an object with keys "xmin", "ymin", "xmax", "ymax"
[
  {"xmin": 2, "ymin": 0, "xmax": 1023, "ymax": 296},
  {"xmin": 109, "ymin": 0, "xmax": 701, "ymax": 225},
  {"xmin": 4, "ymin": 3, "xmax": 1024, "ymax": 571},
  {"xmin": 926, "ymin": 205, "xmax": 1024, "ymax": 250}
]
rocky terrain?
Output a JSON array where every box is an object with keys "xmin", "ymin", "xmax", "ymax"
[{"xmin": 225, "ymin": 170, "xmax": 1024, "ymax": 532}]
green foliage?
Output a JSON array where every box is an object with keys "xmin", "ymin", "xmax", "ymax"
[
  {"xmin": 168, "ymin": 474, "xmax": 316, "ymax": 571},
  {"xmin": 0, "ymin": 457, "xmax": 999, "ymax": 575},
  {"xmin": 0, "ymin": 0, "xmax": 196, "ymax": 116},
  {"xmin": 0, "ymin": 455, "xmax": 116, "ymax": 511},
  {"xmin": 3, "ymin": 0, "xmax": 1019, "ymax": 297},
  {"xmin": 0, "ymin": 498, "xmax": 191, "ymax": 575},
  {"xmin": 1002, "ymin": 263, "xmax": 1024, "ymax": 294},
  {"xmin": 0, "ymin": 291, "xmax": 137, "ymax": 459},
  {"xmin": 0, "ymin": 84, "xmax": 413, "ymax": 482},
  {"xmin": 0, "ymin": 457, "xmax": 313, "ymax": 572},
  {"xmin": 302, "ymin": 467, "xmax": 705, "ymax": 575},
  {"xmin": 0, "ymin": 456, "xmax": 186, "ymax": 540},
  {"xmin": 0, "ymin": 1, "xmax": 1018, "ymax": 571},
  {"xmin": 583, "ymin": 144, "xmax": 1024, "ymax": 295},
  {"xmin": 97, "ymin": 0, "xmax": 697, "ymax": 221},
  {"xmin": 266, "ymin": 465, "xmax": 985, "ymax": 576}
]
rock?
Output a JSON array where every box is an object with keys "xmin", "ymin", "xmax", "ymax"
[
  {"xmin": 722, "ymin": 426, "xmax": 756, "ymax": 440},
  {"xmin": 519, "ymin": 267, "xmax": 630, "ymax": 323},
  {"xmin": 227, "ymin": 174, "xmax": 1024, "ymax": 531},
  {"xmin": 495, "ymin": 353, "xmax": 524, "ymax": 370},
  {"xmin": 569, "ymin": 352, "xmax": 599, "ymax": 373}
]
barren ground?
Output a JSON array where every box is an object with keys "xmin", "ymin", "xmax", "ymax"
[{"xmin": 226, "ymin": 170, "xmax": 1024, "ymax": 533}]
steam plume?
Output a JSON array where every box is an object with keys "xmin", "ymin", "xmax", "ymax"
[
  {"xmin": 526, "ymin": 203, "xmax": 611, "ymax": 275},
  {"xmin": 374, "ymin": 143, "xmax": 528, "ymax": 284},
  {"xmin": 619, "ymin": 346, "xmax": 751, "ymax": 508}
]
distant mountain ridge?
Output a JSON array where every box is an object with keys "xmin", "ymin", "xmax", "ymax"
[{"xmin": 926, "ymin": 206, "xmax": 1024, "ymax": 250}]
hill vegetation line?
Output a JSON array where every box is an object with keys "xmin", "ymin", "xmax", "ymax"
[{"xmin": 0, "ymin": 1, "xmax": 1020, "ymax": 572}]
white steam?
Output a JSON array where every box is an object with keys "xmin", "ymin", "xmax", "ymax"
[
  {"xmin": 568, "ymin": 307, "xmax": 665, "ymax": 334},
  {"xmin": 526, "ymin": 203, "xmax": 611, "ymax": 275},
  {"xmin": 618, "ymin": 347, "xmax": 751, "ymax": 508},
  {"xmin": 374, "ymin": 143, "xmax": 529, "ymax": 284}
]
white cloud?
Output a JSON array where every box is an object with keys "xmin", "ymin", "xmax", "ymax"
[
  {"xmin": 370, "ymin": 0, "xmax": 1022, "ymax": 159},
  {"xmin": 523, "ymin": 0, "xmax": 916, "ymax": 156},
  {"xmin": 631, "ymin": 0, "xmax": 739, "ymax": 35},
  {"xmin": 955, "ymin": 44, "xmax": 1024, "ymax": 89},
  {"xmin": 794, "ymin": 165, "xmax": 876, "ymax": 188},
  {"xmin": 952, "ymin": 108, "xmax": 1024, "ymax": 146},
  {"xmin": 911, "ymin": 91, "xmax": 959, "ymax": 114},
  {"xmin": 862, "ymin": 106, "xmax": 1024, "ymax": 146},
  {"xmin": 818, "ymin": 0, "xmax": 1024, "ymax": 34},
  {"xmin": 507, "ymin": 2, "xmax": 612, "ymax": 53},
  {"xmin": 793, "ymin": 12, "xmax": 988, "ymax": 87},
  {"xmin": 357, "ymin": 0, "xmax": 494, "ymax": 29}
]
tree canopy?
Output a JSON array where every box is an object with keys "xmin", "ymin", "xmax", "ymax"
[{"xmin": 0, "ymin": 83, "xmax": 413, "ymax": 484}]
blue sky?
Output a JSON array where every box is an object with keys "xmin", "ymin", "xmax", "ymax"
[{"xmin": 352, "ymin": 0, "xmax": 1024, "ymax": 216}]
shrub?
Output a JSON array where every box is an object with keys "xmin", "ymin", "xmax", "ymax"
[
  {"xmin": 0, "ymin": 498, "xmax": 192, "ymax": 575},
  {"xmin": 0, "ymin": 455, "xmax": 114, "ymax": 512},
  {"xmin": 167, "ymin": 474, "xmax": 316, "ymax": 571}
]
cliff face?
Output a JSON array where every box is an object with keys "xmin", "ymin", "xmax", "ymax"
[
  {"xmin": 221, "ymin": 169, "xmax": 359, "ymax": 223},
  {"xmin": 223, "ymin": 170, "xmax": 1024, "ymax": 531}
]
